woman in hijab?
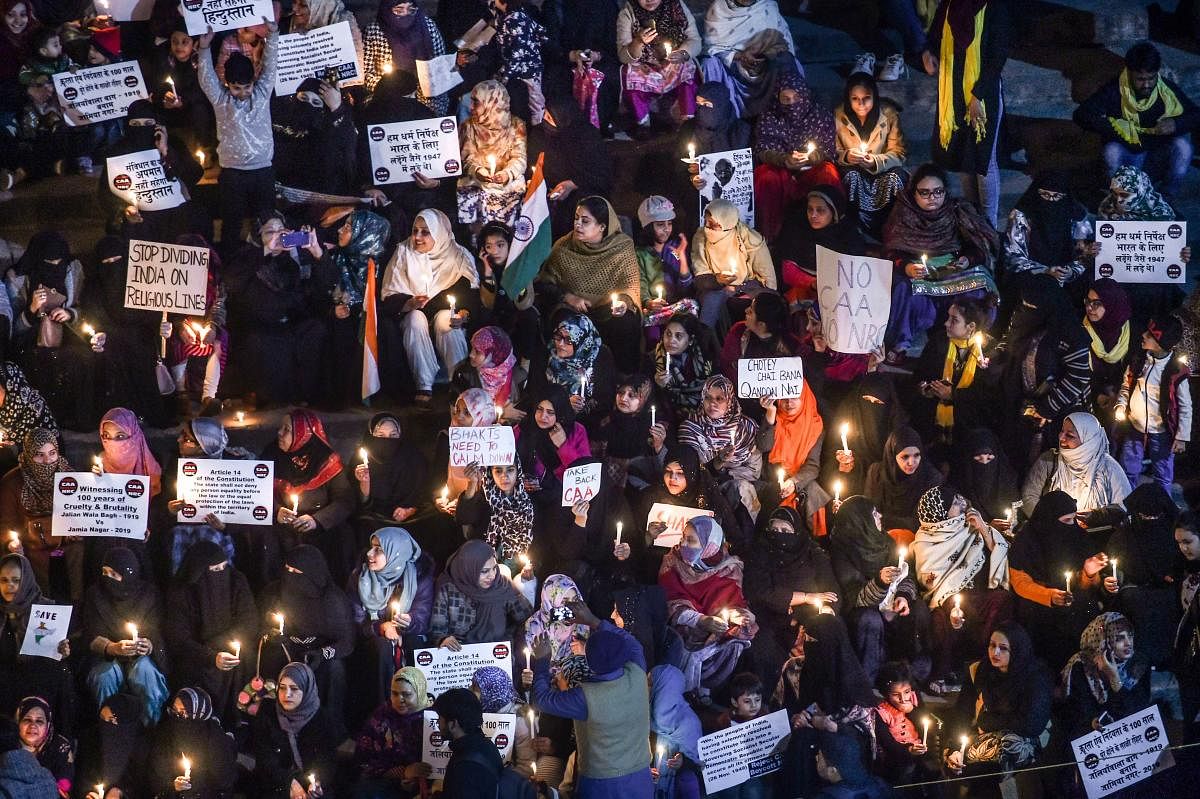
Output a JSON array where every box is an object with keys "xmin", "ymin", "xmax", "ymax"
[
  {"xmin": 835, "ymin": 73, "xmax": 908, "ymax": 236},
  {"xmin": 81, "ymin": 547, "xmax": 169, "ymax": 726},
  {"xmin": 0, "ymin": 428, "xmax": 74, "ymax": 599},
  {"xmin": 98, "ymin": 407, "xmax": 162, "ymax": 497},
  {"xmin": 251, "ymin": 662, "xmax": 338, "ymax": 799},
  {"xmin": 700, "ymin": 0, "xmax": 796, "ymax": 117},
  {"xmin": 654, "ymin": 312, "xmax": 718, "ymax": 418},
  {"xmin": 658, "ymin": 517, "xmax": 757, "ymax": 700},
  {"xmin": 648, "ymin": 664, "xmax": 702, "ymax": 799},
  {"xmin": 285, "ymin": 0, "xmax": 362, "ymax": 61},
  {"xmin": 757, "ymin": 380, "xmax": 829, "ymax": 516},
  {"xmin": 434, "ymin": 390, "xmax": 501, "ymax": 520},
  {"xmin": 1060, "ymin": 612, "xmax": 1151, "ymax": 739},
  {"xmin": 362, "ymin": 0, "xmax": 448, "ymax": 112},
  {"xmin": 1082, "ymin": 278, "xmax": 1134, "ymax": 421},
  {"xmin": 264, "ymin": 409, "xmax": 356, "ymax": 581},
  {"xmin": 351, "ymin": 527, "xmax": 435, "ymax": 710},
  {"xmin": 453, "ymin": 326, "xmax": 521, "ymax": 410},
  {"xmin": 677, "ymin": 375, "xmax": 761, "ymax": 529},
  {"xmin": 354, "ymin": 413, "xmax": 430, "ymax": 532},
  {"xmin": 148, "ymin": 687, "xmax": 238, "ymax": 798},
  {"xmin": 752, "ymin": 69, "xmax": 839, "ymax": 242},
  {"xmin": 1003, "ymin": 170, "xmax": 1092, "ymax": 293},
  {"xmin": 539, "ymin": 196, "xmax": 642, "ymax": 372},
  {"xmin": 0, "ymin": 362, "xmax": 56, "ymax": 451},
  {"xmin": 616, "ymin": 0, "xmax": 702, "ymax": 129},
  {"xmin": 674, "ymin": 82, "xmax": 749, "ymax": 222},
  {"xmin": 524, "ymin": 574, "xmax": 590, "ymax": 669},
  {"xmin": 354, "ymin": 667, "xmax": 433, "ymax": 791},
  {"xmin": 515, "ymin": 385, "xmax": 591, "ymax": 497},
  {"xmin": 1022, "ymin": 411, "xmax": 1131, "ymax": 518},
  {"xmin": 165, "ymin": 541, "xmax": 257, "ymax": 723},
  {"xmin": 828, "ymin": 495, "xmax": 927, "ymax": 683},
  {"xmin": 775, "ymin": 186, "xmax": 867, "ymax": 296},
  {"xmin": 324, "ymin": 210, "xmax": 390, "ymax": 407},
  {"xmin": 458, "ymin": 80, "xmax": 527, "ymax": 228},
  {"xmin": 819, "ymin": 372, "xmax": 907, "ymax": 497},
  {"xmin": 527, "ymin": 314, "xmax": 616, "ymax": 430},
  {"xmin": 690, "ymin": 199, "xmax": 776, "ymax": 330},
  {"xmin": 14, "ymin": 696, "xmax": 73, "ymax": 795},
  {"xmin": 954, "ymin": 428, "xmax": 1019, "ymax": 524},
  {"xmin": 430, "ymin": 539, "xmax": 532, "ymax": 649},
  {"xmin": 380, "ymin": 209, "xmax": 479, "ymax": 403},
  {"xmin": 864, "ymin": 426, "xmax": 943, "ymax": 533},
  {"xmin": 473, "ymin": 665, "xmax": 536, "ymax": 776},
  {"xmin": 458, "ymin": 459, "xmax": 536, "ymax": 568},
  {"xmin": 0, "ymin": 554, "xmax": 72, "ymax": 732}
]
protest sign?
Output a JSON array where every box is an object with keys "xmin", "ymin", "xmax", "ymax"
[
  {"xmin": 106, "ymin": 150, "xmax": 187, "ymax": 212},
  {"xmin": 561, "ymin": 462, "xmax": 603, "ymax": 507},
  {"xmin": 180, "ymin": 0, "xmax": 275, "ymax": 35},
  {"xmin": 1071, "ymin": 706, "xmax": 1174, "ymax": 799},
  {"xmin": 53, "ymin": 62, "xmax": 147, "ymax": 126},
  {"xmin": 52, "ymin": 472, "xmax": 150, "ymax": 539},
  {"xmin": 422, "ymin": 711, "xmax": 515, "ymax": 777},
  {"xmin": 368, "ymin": 117, "xmax": 463, "ymax": 185},
  {"xmin": 1095, "ymin": 220, "xmax": 1188, "ymax": 284},
  {"xmin": 648, "ymin": 503, "xmax": 714, "ymax": 548},
  {"xmin": 448, "ymin": 425, "xmax": 516, "ymax": 468},
  {"xmin": 736, "ymin": 357, "xmax": 805, "ymax": 399},
  {"xmin": 413, "ymin": 641, "xmax": 513, "ymax": 698},
  {"xmin": 454, "ymin": 19, "xmax": 495, "ymax": 52},
  {"xmin": 697, "ymin": 147, "xmax": 754, "ymax": 226},
  {"xmin": 98, "ymin": 0, "xmax": 154, "ymax": 21},
  {"xmin": 275, "ymin": 22, "xmax": 363, "ymax": 95},
  {"xmin": 20, "ymin": 604, "xmax": 73, "ymax": 661},
  {"xmin": 698, "ymin": 709, "xmax": 791, "ymax": 793},
  {"xmin": 124, "ymin": 240, "xmax": 210, "ymax": 313},
  {"xmin": 815, "ymin": 245, "xmax": 892, "ymax": 354},
  {"xmin": 416, "ymin": 54, "xmax": 463, "ymax": 99},
  {"xmin": 176, "ymin": 459, "xmax": 274, "ymax": 525}
]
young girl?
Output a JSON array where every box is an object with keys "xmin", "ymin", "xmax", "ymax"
[{"xmin": 871, "ymin": 661, "xmax": 930, "ymax": 784}]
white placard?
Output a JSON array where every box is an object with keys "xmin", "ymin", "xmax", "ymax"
[
  {"xmin": 275, "ymin": 22, "xmax": 363, "ymax": 95},
  {"xmin": 561, "ymin": 462, "xmax": 602, "ymax": 507},
  {"xmin": 19, "ymin": 604, "xmax": 73, "ymax": 660},
  {"xmin": 98, "ymin": 0, "xmax": 155, "ymax": 20},
  {"xmin": 698, "ymin": 709, "xmax": 790, "ymax": 793},
  {"xmin": 53, "ymin": 62, "xmax": 148, "ymax": 126},
  {"xmin": 422, "ymin": 711, "xmax": 515, "ymax": 777},
  {"xmin": 1095, "ymin": 220, "xmax": 1187, "ymax": 284},
  {"xmin": 415, "ymin": 53, "xmax": 463, "ymax": 98},
  {"xmin": 367, "ymin": 116, "xmax": 463, "ymax": 185},
  {"xmin": 52, "ymin": 472, "xmax": 150, "ymax": 538},
  {"xmin": 106, "ymin": 150, "xmax": 187, "ymax": 212},
  {"xmin": 648, "ymin": 503, "xmax": 714, "ymax": 548},
  {"xmin": 413, "ymin": 640, "xmax": 514, "ymax": 698},
  {"xmin": 697, "ymin": 147, "xmax": 754, "ymax": 226},
  {"xmin": 448, "ymin": 425, "xmax": 516, "ymax": 468},
  {"xmin": 1071, "ymin": 706, "xmax": 1174, "ymax": 799},
  {"xmin": 124, "ymin": 239, "xmax": 210, "ymax": 313},
  {"xmin": 815, "ymin": 245, "xmax": 892, "ymax": 355},
  {"xmin": 180, "ymin": 0, "xmax": 275, "ymax": 35},
  {"xmin": 736, "ymin": 357, "xmax": 805, "ymax": 399},
  {"xmin": 176, "ymin": 459, "xmax": 274, "ymax": 525}
]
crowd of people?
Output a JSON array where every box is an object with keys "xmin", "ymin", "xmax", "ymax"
[{"xmin": 2, "ymin": 0, "xmax": 1200, "ymax": 798}]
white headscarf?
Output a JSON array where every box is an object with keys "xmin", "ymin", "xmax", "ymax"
[
  {"xmin": 1051, "ymin": 412, "xmax": 1125, "ymax": 511},
  {"xmin": 703, "ymin": 0, "xmax": 795, "ymax": 61},
  {"xmin": 380, "ymin": 208, "xmax": 479, "ymax": 300},
  {"xmin": 913, "ymin": 488, "xmax": 1009, "ymax": 609}
]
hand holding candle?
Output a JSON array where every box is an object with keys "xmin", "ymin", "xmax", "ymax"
[
  {"xmin": 274, "ymin": 612, "xmax": 285, "ymax": 636},
  {"xmin": 181, "ymin": 754, "xmax": 191, "ymax": 781},
  {"xmin": 290, "ymin": 494, "xmax": 299, "ymax": 515},
  {"xmin": 486, "ymin": 154, "xmax": 497, "ymax": 177},
  {"xmin": 359, "ymin": 448, "xmax": 369, "ymax": 467},
  {"xmin": 687, "ymin": 142, "xmax": 696, "ymax": 161},
  {"xmin": 615, "ymin": 521, "xmax": 623, "ymax": 546},
  {"xmin": 230, "ymin": 640, "xmax": 241, "ymax": 659},
  {"xmin": 957, "ymin": 736, "xmax": 969, "ymax": 768}
]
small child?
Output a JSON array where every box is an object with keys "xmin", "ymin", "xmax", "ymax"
[
  {"xmin": 18, "ymin": 27, "xmax": 74, "ymax": 87},
  {"xmin": 871, "ymin": 661, "xmax": 929, "ymax": 784},
  {"xmin": 492, "ymin": 0, "xmax": 546, "ymax": 124},
  {"xmin": 1116, "ymin": 315, "xmax": 1192, "ymax": 490},
  {"xmin": 15, "ymin": 74, "xmax": 77, "ymax": 177},
  {"xmin": 709, "ymin": 673, "xmax": 769, "ymax": 799}
]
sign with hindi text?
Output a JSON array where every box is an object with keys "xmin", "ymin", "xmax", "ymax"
[
  {"xmin": 53, "ymin": 62, "xmax": 147, "ymax": 125},
  {"xmin": 448, "ymin": 425, "xmax": 515, "ymax": 468},
  {"xmin": 275, "ymin": 22, "xmax": 363, "ymax": 95},
  {"xmin": 697, "ymin": 147, "xmax": 754, "ymax": 226},
  {"xmin": 106, "ymin": 150, "xmax": 187, "ymax": 212},
  {"xmin": 1071, "ymin": 706, "xmax": 1174, "ymax": 799},
  {"xmin": 561, "ymin": 462, "xmax": 603, "ymax": 507},
  {"xmin": 20, "ymin": 604, "xmax": 72, "ymax": 660},
  {"xmin": 422, "ymin": 711, "xmax": 515, "ymax": 777},
  {"xmin": 368, "ymin": 117, "xmax": 462, "ymax": 185},
  {"xmin": 698, "ymin": 709, "xmax": 791, "ymax": 793},
  {"xmin": 180, "ymin": 0, "xmax": 275, "ymax": 35},
  {"xmin": 124, "ymin": 240, "xmax": 210, "ymax": 313},
  {"xmin": 648, "ymin": 503, "xmax": 714, "ymax": 548},
  {"xmin": 52, "ymin": 472, "xmax": 149, "ymax": 538},
  {"xmin": 176, "ymin": 459, "xmax": 274, "ymax": 525},
  {"xmin": 815, "ymin": 246, "xmax": 892, "ymax": 355},
  {"xmin": 1095, "ymin": 220, "xmax": 1187, "ymax": 284},
  {"xmin": 736, "ymin": 357, "xmax": 805, "ymax": 399}
]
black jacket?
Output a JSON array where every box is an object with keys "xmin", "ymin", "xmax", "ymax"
[
  {"xmin": 443, "ymin": 730, "xmax": 502, "ymax": 799},
  {"xmin": 1075, "ymin": 77, "xmax": 1200, "ymax": 151}
]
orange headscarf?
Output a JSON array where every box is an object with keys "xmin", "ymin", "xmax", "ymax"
[{"xmin": 769, "ymin": 381, "xmax": 823, "ymax": 507}]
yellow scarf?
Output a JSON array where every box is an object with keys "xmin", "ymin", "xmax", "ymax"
[
  {"xmin": 1112, "ymin": 69, "xmax": 1184, "ymax": 146},
  {"xmin": 1083, "ymin": 318, "xmax": 1130, "ymax": 364},
  {"xmin": 937, "ymin": 6, "xmax": 986, "ymax": 150},
  {"xmin": 935, "ymin": 338, "xmax": 978, "ymax": 429}
]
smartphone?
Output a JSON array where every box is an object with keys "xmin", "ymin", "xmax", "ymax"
[
  {"xmin": 322, "ymin": 66, "xmax": 340, "ymax": 85},
  {"xmin": 549, "ymin": 606, "xmax": 575, "ymax": 624},
  {"xmin": 279, "ymin": 230, "xmax": 308, "ymax": 248}
]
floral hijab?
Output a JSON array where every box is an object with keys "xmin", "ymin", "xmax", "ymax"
[
  {"xmin": 481, "ymin": 455, "xmax": 534, "ymax": 562},
  {"xmin": 447, "ymin": 389, "xmax": 499, "ymax": 493},
  {"xmin": 18, "ymin": 428, "xmax": 68, "ymax": 517},
  {"xmin": 332, "ymin": 210, "xmax": 390, "ymax": 306},
  {"xmin": 471, "ymin": 326, "xmax": 516, "ymax": 404},
  {"xmin": 524, "ymin": 574, "xmax": 589, "ymax": 664},
  {"xmin": 100, "ymin": 408, "xmax": 162, "ymax": 496},
  {"xmin": 546, "ymin": 314, "xmax": 602, "ymax": 392},
  {"xmin": 464, "ymin": 80, "xmax": 520, "ymax": 153},
  {"xmin": 1061, "ymin": 612, "xmax": 1139, "ymax": 705},
  {"xmin": 473, "ymin": 664, "xmax": 519, "ymax": 712},
  {"xmin": 0, "ymin": 363, "xmax": 56, "ymax": 443},
  {"xmin": 1098, "ymin": 166, "xmax": 1176, "ymax": 221},
  {"xmin": 755, "ymin": 69, "xmax": 836, "ymax": 158}
]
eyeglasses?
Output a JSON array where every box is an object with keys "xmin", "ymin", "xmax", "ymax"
[
  {"xmin": 1037, "ymin": 189, "xmax": 1065, "ymax": 202},
  {"xmin": 1084, "ymin": 299, "xmax": 1104, "ymax": 310},
  {"xmin": 552, "ymin": 332, "xmax": 573, "ymax": 343},
  {"xmin": 915, "ymin": 187, "xmax": 946, "ymax": 199}
]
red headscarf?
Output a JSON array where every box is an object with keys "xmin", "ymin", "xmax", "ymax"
[
  {"xmin": 273, "ymin": 409, "xmax": 344, "ymax": 494},
  {"xmin": 100, "ymin": 408, "xmax": 163, "ymax": 497}
]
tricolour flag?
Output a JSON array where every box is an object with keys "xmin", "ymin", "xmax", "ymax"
[
  {"xmin": 361, "ymin": 257, "xmax": 381, "ymax": 402},
  {"xmin": 501, "ymin": 153, "xmax": 551, "ymax": 298}
]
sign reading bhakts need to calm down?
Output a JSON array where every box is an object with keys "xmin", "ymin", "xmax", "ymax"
[
  {"xmin": 180, "ymin": 0, "xmax": 275, "ymax": 35},
  {"xmin": 696, "ymin": 147, "xmax": 754, "ymax": 226},
  {"xmin": 368, "ymin": 117, "xmax": 463, "ymax": 185},
  {"xmin": 561, "ymin": 462, "xmax": 603, "ymax": 506},
  {"xmin": 413, "ymin": 641, "xmax": 513, "ymax": 698},
  {"xmin": 124, "ymin": 240, "xmax": 210, "ymax": 313},
  {"xmin": 815, "ymin": 245, "xmax": 893, "ymax": 355},
  {"xmin": 275, "ymin": 21, "xmax": 363, "ymax": 95},
  {"xmin": 448, "ymin": 425, "xmax": 516, "ymax": 467},
  {"xmin": 698, "ymin": 709, "xmax": 791, "ymax": 793},
  {"xmin": 736, "ymin": 357, "xmax": 805, "ymax": 399},
  {"xmin": 53, "ymin": 62, "xmax": 147, "ymax": 125},
  {"xmin": 422, "ymin": 711, "xmax": 515, "ymax": 778},
  {"xmin": 1071, "ymin": 706, "xmax": 1173, "ymax": 799},
  {"xmin": 106, "ymin": 150, "xmax": 187, "ymax": 212},
  {"xmin": 52, "ymin": 472, "xmax": 150, "ymax": 538},
  {"xmin": 19, "ymin": 604, "xmax": 73, "ymax": 661},
  {"xmin": 1095, "ymin": 220, "xmax": 1188, "ymax": 284},
  {"xmin": 176, "ymin": 459, "xmax": 275, "ymax": 525}
]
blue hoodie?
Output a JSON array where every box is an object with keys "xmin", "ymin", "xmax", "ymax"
[{"xmin": 0, "ymin": 748, "xmax": 58, "ymax": 799}]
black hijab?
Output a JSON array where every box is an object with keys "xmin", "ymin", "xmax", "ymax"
[
  {"xmin": 1009, "ymin": 490, "xmax": 1088, "ymax": 584},
  {"xmin": 362, "ymin": 69, "xmax": 432, "ymax": 126},
  {"xmin": 955, "ymin": 428, "xmax": 1018, "ymax": 521},
  {"xmin": 517, "ymin": 384, "xmax": 577, "ymax": 475},
  {"xmin": 974, "ymin": 621, "xmax": 1042, "ymax": 717},
  {"xmin": 761, "ymin": 505, "xmax": 819, "ymax": 571},
  {"xmin": 1013, "ymin": 170, "xmax": 1088, "ymax": 267},
  {"xmin": 692, "ymin": 81, "xmax": 751, "ymax": 154},
  {"xmin": 360, "ymin": 413, "xmax": 428, "ymax": 510},
  {"xmin": 1005, "ymin": 273, "xmax": 1076, "ymax": 349},
  {"xmin": 833, "ymin": 372, "xmax": 907, "ymax": 469},
  {"xmin": 0, "ymin": 553, "xmax": 43, "ymax": 644},
  {"xmin": 278, "ymin": 545, "xmax": 345, "ymax": 639},
  {"xmin": 176, "ymin": 540, "xmax": 234, "ymax": 643},
  {"xmin": 829, "ymin": 495, "xmax": 893, "ymax": 578},
  {"xmin": 872, "ymin": 426, "xmax": 943, "ymax": 528},
  {"xmin": 15, "ymin": 231, "xmax": 71, "ymax": 294},
  {"xmin": 648, "ymin": 445, "xmax": 705, "ymax": 507},
  {"xmin": 87, "ymin": 547, "xmax": 158, "ymax": 640},
  {"xmin": 776, "ymin": 184, "xmax": 866, "ymax": 275},
  {"xmin": 1114, "ymin": 483, "xmax": 1182, "ymax": 586},
  {"xmin": 376, "ymin": 0, "xmax": 433, "ymax": 71}
]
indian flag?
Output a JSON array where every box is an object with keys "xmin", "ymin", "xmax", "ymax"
[
  {"xmin": 501, "ymin": 153, "xmax": 551, "ymax": 298},
  {"xmin": 361, "ymin": 257, "xmax": 381, "ymax": 402}
]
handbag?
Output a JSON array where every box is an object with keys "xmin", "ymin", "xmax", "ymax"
[
  {"xmin": 35, "ymin": 285, "xmax": 66, "ymax": 348},
  {"xmin": 237, "ymin": 634, "xmax": 292, "ymax": 717}
]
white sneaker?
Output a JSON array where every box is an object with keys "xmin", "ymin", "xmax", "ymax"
[
  {"xmin": 877, "ymin": 53, "xmax": 907, "ymax": 81},
  {"xmin": 851, "ymin": 53, "xmax": 876, "ymax": 77}
]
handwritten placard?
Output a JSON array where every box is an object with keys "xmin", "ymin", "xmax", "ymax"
[
  {"xmin": 648, "ymin": 503, "xmax": 714, "ymax": 548},
  {"xmin": 413, "ymin": 640, "xmax": 513, "ymax": 698},
  {"xmin": 368, "ymin": 116, "xmax": 463, "ymax": 185},
  {"xmin": 125, "ymin": 240, "xmax": 210, "ymax": 313},
  {"xmin": 106, "ymin": 150, "xmax": 187, "ymax": 211},
  {"xmin": 53, "ymin": 62, "xmax": 148, "ymax": 126},
  {"xmin": 561, "ymin": 462, "xmax": 602, "ymax": 507},
  {"xmin": 736, "ymin": 357, "xmax": 804, "ymax": 399},
  {"xmin": 52, "ymin": 472, "xmax": 149, "ymax": 538},
  {"xmin": 180, "ymin": 0, "xmax": 275, "ymax": 35},
  {"xmin": 448, "ymin": 425, "xmax": 515, "ymax": 468},
  {"xmin": 415, "ymin": 53, "xmax": 463, "ymax": 98},
  {"xmin": 176, "ymin": 459, "xmax": 274, "ymax": 525},
  {"xmin": 19, "ymin": 604, "xmax": 73, "ymax": 660},
  {"xmin": 422, "ymin": 711, "xmax": 515, "ymax": 777},
  {"xmin": 1071, "ymin": 706, "xmax": 1174, "ymax": 799},
  {"xmin": 1096, "ymin": 220, "xmax": 1187, "ymax": 284},
  {"xmin": 697, "ymin": 147, "xmax": 754, "ymax": 226},
  {"xmin": 275, "ymin": 21, "xmax": 363, "ymax": 95},
  {"xmin": 815, "ymin": 246, "xmax": 892, "ymax": 355},
  {"xmin": 698, "ymin": 709, "xmax": 790, "ymax": 793}
]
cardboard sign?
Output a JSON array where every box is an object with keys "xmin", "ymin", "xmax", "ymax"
[
  {"xmin": 416, "ymin": 53, "xmax": 463, "ymax": 98},
  {"xmin": 180, "ymin": 0, "xmax": 275, "ymax": 35},
  {"xmin": 422, "ymin": 711, "xmax": 515, "ymax": 777},
  {"xmin": 367, "ymin": 116, "xmax": 463, "ymax": 185},
  {"xmin": 1071, "ymin": 706, "xmax": 1174, "ymax": 799},
  {"xmin": 413, "ymin": 641, "xmax": 514, "ymax": 698},
  {"xmin": 648, "ymin": 503, "xmax": 714, "ymax": 548},
  {"xmin": 176, "ymin": 459, "xmax": 274, "ymax": 525},
  {"xmin": 453, "ymin": 19, "xmax": 495, "ymax": 52},
  {"xmin": 1095, "ymin": 220, "xmax": 1187, "ymax": 284},
  {"xmin": 97, "ymin": 0, "xmax": 154, "ymax": 21},
  {"xmin": 106, "ymin": 150, "xmax": 187, "ymax": 211},
  {"xmin": 19, "ymin": 604, "xmax": 73, "ymax": 660},
  {"xmin": 53, "ymin": 62, "xmax": 148, "ymax": 126},
  {"xmin": 275, "ymin": 22, "xmax": 363, "ymax": 95},
  {"xmin": 698, "ymin": 709, "xmax": 791, "ymax": 793},
  {"xmin": 736, "ymin": 357, "xmax": 805, "ymax": 399},
  {"xmin": 448, "ymin": 425, "xmax": 516, "ymax": 468},
  {"xmin": 561, "ymin": 462, "xmax": 602, "ymax": 507},
  {"xmin": 697, "ymin": 147, "xmax": 754, "ymax": 226},
  {"xmin": 124, "ymin": 240, "xmax": 210, "ymax": 313},
  {"xmin": 52, "ymin": 472, "xmax": 150, "ymax": 538},
  {"xmin": 815, "ymin": 246, "xmax": 892, "ymax": 355}
]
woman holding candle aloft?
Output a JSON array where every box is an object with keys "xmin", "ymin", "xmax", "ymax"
[
  {"xmin": 251, "ymin": 662, "xmax": 338, "ymax": 799},
  {"xmin": 457, "ymin": 80, "xmax": 527, "ymax": 230},
  {"xmin": 689, "ymin": 199, "xmax": 775, "ymax": 331},
  {"xmin": 354, "ymin": 666, "xmax": 434, "ymax": 794},
  {"xmin": 514, "ymin": 385, "xmax": 591, "ymax": 498},
  {"xmin": 835, "ymin": 73, "xmax": 909, "ymax": 237},
  {"xmin": 756, "ymin": 382, "xmax": 829, "ymax": 517},
  {"xmin": 430, "ymin": 540, "xmax": 532, "ymax": 651},
  {"xmin": 1060, "ymin": 612, "xmax": 1151, "ymax": 740},
  {"xmin": 0, "ymin": 428, "xmax": 76, "ymax": 600},
  {"xmin": 819, "ymin": 372, "xmax": 907, "ymax": 499},
  {"xmin": 526, "ymin": 314, "xmax": 617, "ymax": 431},
  {"xmin": 14, "ymin": 696, "xmax": 74, "ymax": 796},
  {"xmin": 148, "ymin": 687, "xmax": 238, "ymax": 799}
]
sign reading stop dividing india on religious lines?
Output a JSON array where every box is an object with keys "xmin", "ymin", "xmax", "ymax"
[
  {"xmin": 815, "ymin": 245, "xmax": 892, "ymax": 355},
  {"xmin": 124, "ymin": 240, "xmax": 210, "ymax": 313}
]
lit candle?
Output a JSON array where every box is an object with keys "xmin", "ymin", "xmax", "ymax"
[
  {"xmin": 127, "ymin": 622, "xmax": 138, "ymax": 643},
  {"xmin": 656, "ymin": 284, "xmax": 664, "ymax": 301},
  {"xmin": 274, "ymin": 612, "xmax": 285, "ymax": 635},
  {"xmin": 897, "ymin": 546, "xmax": 906, "ymax": 569},
  {"xmin": 806, "ymin": 141, "xmax": 815, "ymax": 155},
  {"xmin": 1111, "ymin": 558, "xmax": 1118, "ymax": 580},
  {"xmin": 82, "ymin": 322, "xmax": 96, "ymax": 337},
  {"xmin": 165, "ymin": 76, "xmax": 175, "ymax": 92},
  {"xmin": 1064, "ymin": 571, "xmax": 1072, "ymax": 594},
  {"xmin": 840, "ymin": 422, "xmax": 849, "ymax": 453},
  {"xmin": 0, "ymin": 428, "xmax": 5, "ymax": 442},
  {"xmin": 1005, "ymin": 507, "xmax": 1012, "ymax": 524},
  {"xmin": 957, "ymin": 736, "xmax": 968, "ymax": 765},
  {"xmin": 580, "ymin": 373, "xmax": 588, "ymax": 396},
  {"xmin": 954, "ymin": 594, "xmax": 962, "ymax": 612},
  {"xmin": 656, "ymin": 744, "xmax": 666, "ymax": 771},
  {"xmin": 528, "ymin": 708, "xmax": 537, "ymax": 736},
  {"xmin": 920, "ymin": 253, "xmax": 928, "ymax": 272},
  {"xmin": 615, "ymin": 521, "xmax": 623, "ymax": 546},
  {"xmin": 382, "ymin": 61, "xmax": 393, "ymax": 75},
  {"xmin": 650, "ymin": 405, "xmax": 656, "ymax": 428},
  {"xmin": 308, "ymin": 773, "xmax": 317, "ymax": 792},
  {"xmin": 519, "ymin": 553, "xmax": 532, "ymax": 574},
  {"xmin": 951, "ymin": 594, "xmax": 964, "ymax": 628},
  {"xmin": 814, "ymin": 597, "xmax": 824, "ymax": 613},
  {"xmin": 971, "ymin": 332, "xmax": 984, "ymax": 358},
  {"xmin": 290, "ymin": 494, "xmax": 299, "ymax": 515},
  {"xmin": 96, "ymin": 784, "xmax": 105, "ymax": 799},
  {"xmin": 359, "ymin": 447, "xmax": 369, "ymax": 467},
  {"xmin": 196, "ymin": 150, "xmax": 205, "ymax": 167},
  {"xmin": 486, "ymin": 154, "xmax": 497, "ymax": 175},
  {"xmin": 448, "ymin": 294, "xmax": 457, "ymax": 313},
  {"xmin": 532, "ymin": 760, "xmax": 537, "ymax": 778},
  {"xmin": 921, "ymin": 717, "xmax": 930, "ymax": 747},
  {"xmin": 230, "ymin": 640, "xmax": 241, "ymax": 659},
  {"xmin": 94, "ymin": 455, "xmax": 104, "ymax": 475},
  {"xmin": 495, "ymin": 405, "xmax": 503, "ymax": 422},
  {"xmin": 181, "ymin": 755, "xmax": 191, "ymax": 781},
  {"xmin": 663, "ymin": 41, "xmax": 672, "ymax": 57},
  {"xmin": 440, "ymin": 485, "xmax": 449, "ymax": 502},
  {"xmin": 236, "ymin": 410, "xmax": 245, "ymax": 425},
  {"xmin": 391, "ymin": 601, "xmax": 402, "ymax": 620},
  {"xmin": 687, "ymin": 141, "xmax": 696, "ymax": 161},
  {"xmin": 8, "ymin": 530, "xmax": 17, "ymax": 548},
  {"xmin": 833, "ymin": 480, "xmax": 842, "ymax": 502},
  {"xmin": 777, "ymin": 467, "xmax": 786, "ymax": 490},
  {"xmin": 665, "ymin": 350, "xmax": 671, "ymax": 373},
  {"xmin": 525, "ymin": 646, "xmax": 531, "ymax": 670},
  {"xmin": 858, "ymin": 142, "xmax": 867, "ymax": 155},
  {"xmin": 611, "ymin": 292, "xmax": 619, "ymax": 312}
]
